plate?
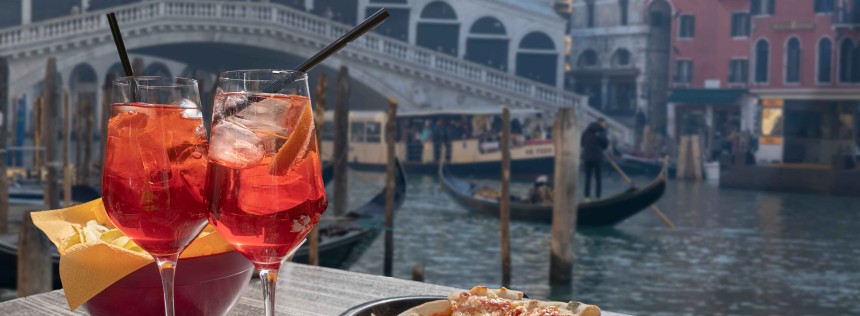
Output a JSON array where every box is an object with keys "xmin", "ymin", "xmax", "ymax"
[{"xmin": 340, "ymin": 296, "xmax": 445, "ymax": 316}]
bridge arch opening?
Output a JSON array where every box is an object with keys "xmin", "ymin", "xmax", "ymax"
[
  {"xmin": 144, "ymin": 62, "xmax": 173, "ymax": 78},
  {"xmin": 516, "ymin": 32, "xmax": 558, "ymax": 86},
  {"xmin": 417, "ymin": 1, "xmax": 459, "ymax": 56},
  {"xmin": 366, "ymin": 0, "xmax": 410, "ymax": 41},
  {"xmin": 465, "ymin": 17, "xmax": 508, "ymax": 71}
]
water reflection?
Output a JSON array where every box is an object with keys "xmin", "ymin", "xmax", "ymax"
[{"xmin": 339, "ymin": 170, "xmax": 860, "ymax": 315}]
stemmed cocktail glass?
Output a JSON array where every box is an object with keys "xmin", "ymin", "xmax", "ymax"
[
  {"xmin": 102, "ymin": 76, "xmax": 210, "ymax": 316},
  {"xmin": 206, "ymin": 69, "xmax": 327, "ymax": 316}
]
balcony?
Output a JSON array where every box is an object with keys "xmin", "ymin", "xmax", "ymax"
[{"xmin": 833, "ymin": 7, "xmax": 860, "ymax": 27}]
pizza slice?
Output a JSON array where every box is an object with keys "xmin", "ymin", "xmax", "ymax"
[{"xmin": 398, "ymin": 286, "xmax": 601, "ymax": 316}]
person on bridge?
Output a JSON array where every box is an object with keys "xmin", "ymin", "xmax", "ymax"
[{"xmin": 581, "ymin": 118, "xmax": 609, "ymax": 200}]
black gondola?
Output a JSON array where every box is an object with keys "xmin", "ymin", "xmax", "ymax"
[
  {"xmin": 0, "ymin": 159, "xmax": 407, "ymax": 288},
  {"xmin": 322, "ymin": 161, "xmax": 334, "ymax": 185},
  {"xmin": 439, "ymin": 162, "xmax": 666, "ymax": 226}
]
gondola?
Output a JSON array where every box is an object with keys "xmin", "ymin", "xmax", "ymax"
[
  {"xmin": 439, "ymin": 162, "xmax": 666, "ymax": 226},
  {"xmin": 0, "ymin": 159, "xmax": 407, "ymax": 288}
]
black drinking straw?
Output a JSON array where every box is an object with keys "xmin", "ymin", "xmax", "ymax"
[
  {"xmin": 107, "ymin": 12, "xmax": 138, "ymax": 101},
  {"xmin": 107, "ymin": 13, "xmax": 134, "ymax": 77},
  {"xmin": 260, "ymin": 9, "xmax": 390, "ymax": 94}
]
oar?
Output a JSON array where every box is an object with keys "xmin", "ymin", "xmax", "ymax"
[{"xmin": 604, "ymin": 152, "xmax": 675, "ymax": 229}]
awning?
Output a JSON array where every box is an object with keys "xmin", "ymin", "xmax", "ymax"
[{"xmin": 668, "ymin": 89, "xmax": 747, "ymax": 105}]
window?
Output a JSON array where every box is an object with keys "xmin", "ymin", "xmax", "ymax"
[
  {"xmin": 786, "ymin": 38, "xmax": 801, "ymax": 83},
  {"xmin": 751, "ymin": 0, "xmax": 775, "ymax": 15},
  {"xmin": 322, "ymin": 122, "xmax": 335, "ymax": 141},
  {"xmin": 350, "ymin": 122, "xmax": 366, "ymax": 142},
  {"xmin": 586, "ymin": 0, "xmax": 595, "ymax": 28},
  {"xmin": 814, "ymin": 0, "xmax": 834, "ymax": 13},
  {"xmin": 755, "ymin": 40, "xmax": 770, "ymax": 83},
  {"xmin": 619, "ymin": 0, "xmax": 629, "ymax": 25},
  {"xmin": 679, "ymin": 15, "xmax": 695, "ymax": 38},
  {"xmin": 615, "ymin": 49, "xmax": 631, "ymax": 66},
  {"xmin": 731, "ymin": 13, "xmax": 750, "ymax": 37},
  {"xmin": 818, "ymin": 38, "xmax": 833, "ymax": 83},
  {"xmin": 729, "ymin": 59, "xmax": 749, "ymax": 83},
  {"xmin": 365, "ymin": 122, "xmax": 382, "ymax": 143},
  {"xmin": 650, "ymin": 11, "xmax": 665, "ymax": 27},
  {"xmin": 839, "ymin": 39, "xmax": 854, "ymax": 82},
  {"xmin": 674, "ymin": 60, "xmax": 693, "ymax": 83},
  {"xmin": 578, "ymin": 50, "xmax": 598, "ymax": 67}
]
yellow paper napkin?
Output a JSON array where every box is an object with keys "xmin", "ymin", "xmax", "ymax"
[{"xmin": 31, "ymin": 199, "xmax": 234, "ymax": 310}]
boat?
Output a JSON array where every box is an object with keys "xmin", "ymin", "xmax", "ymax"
[
  {"xmin": 320, "ymin": 109, "xmax": 556, "ymax": 175},
  {"xmin": 8, "ymin": 181, "xmax": 101, "ymax": 206},
  {"xmin": 439, "ymin": 162, "xmax": 666, "ymax": 226},
  {"xmin": 292, "ymin": 158, "xmax": 407, "ymax": 267},
  {"xmin": 0, "ymin": 159, "xmax": 406, "ymax": 289},
  {"xmin": 613, "ymin": 151, "xmax": 677, "ymax": 177}
]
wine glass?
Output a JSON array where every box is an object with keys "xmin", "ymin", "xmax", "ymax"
[
  {"xmin": 206, "ymin": 69, "xmax": 327, "ymax": 316},
  {"xmin": 102, "ymin": 76, "xmax": 209, "ymax": 316}
]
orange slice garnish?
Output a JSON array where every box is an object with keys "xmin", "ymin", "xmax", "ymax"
[{"xmin": 269, "ymin": 100, "xmax": 314, "ymax": 175}]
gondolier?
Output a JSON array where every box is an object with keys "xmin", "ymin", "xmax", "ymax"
[{"xmin": 582, "ymin": 118, "xmax": 609, "ymax": 200}]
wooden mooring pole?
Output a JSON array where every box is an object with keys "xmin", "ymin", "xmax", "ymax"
[
  {"xmin": 309, "ymin": 73, "xmax": 327, "ymax": 266},
  {"xmin": 42, "ymin": 58, "xmax": 60, "ymax": 209},
  {"xmin": 33, "ymin": 97, "xmax": 41, "ymax": 178},
  {"xmin": 332, "ymin": 66, "xmax": 350, "ymax": 216},
  {"xmin": 62, "ymin": 90, "xmax": 72, "ymax": 206},
  {"xmin": 0, "ymin": 57, "xmax": 9, "ymax": 234},
  {"xmin": 550, "ymin": 108, "xmax": 579, "ymax": 285},
  {"xmin": 500, "ymin": 107, "xmax": 512, "ymax": 287},
  {"xmin": 383, "ymin": 97, "xmax": 398, "ymax": 277},
  {"xmin": 17, "ymin": 211, "xmax": 52, "ymax": 297}
]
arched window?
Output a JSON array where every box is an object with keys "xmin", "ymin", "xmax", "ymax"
[
  {"xmin": 612, "ymin": 49, "xmax": 631, "ymax": 67},
  {"xmin": 578, "ymin": 50, "xmax": 598, "ymax": 67},
  {"xmin": 469, "ymin": 17, "xmax": 506, "ymax": 34},
  {"xmin": 466, "ymin": 17, "xmax": 508, "ymax": 70},
  {"xmin": 420, "ymin": 1, "xmax": 457, "ymax": 19},
  {"xmin": 785, "ymin": 38, "xmax": 801, "ymax": 83},
  {"xmin": 818, "ymin": 38, "xmax": 833, "ymax": 83},
  {"xmin": 754, "ymin": 40, "xmax": 769, "ymax": 83},
  {"xmin": 839, "ymin": 38, "xmax": 853, "ymax": 82},
  {"xmin": 417, "ymin": 1, "xmax": 459, "ymax": 56},
  {"xmin": 516, "ymin": 32, "xmax": 558, "ymax": 86}
]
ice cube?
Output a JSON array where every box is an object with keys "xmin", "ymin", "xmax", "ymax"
[
  {"xmin": 238, "ymin": 97, "xmax": 290, "ymax": 131},
  {"xmin": 226, "ymin": 115, "xmax": 287, "ymax": 152},
  {"xmin": 209, "ymin": 121, "xmax": 264, "ymax": 169},
  {"xmin": 171, "ymin": 98, "xmax": 203, "ymax": 119}
]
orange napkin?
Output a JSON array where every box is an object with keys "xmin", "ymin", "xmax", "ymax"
[{"xmin": 31, "ymin": 199, "xmax": 234, "ymax": 311}]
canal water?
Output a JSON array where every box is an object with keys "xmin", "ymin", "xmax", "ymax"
[{"xmin": 335, "ymin": 169, "xmax": 860, "ymax": 315}]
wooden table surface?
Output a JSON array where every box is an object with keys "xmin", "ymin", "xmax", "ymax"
[{"xmin": 0, "ymin": 263, "xmax": 629, "ymax": 315}]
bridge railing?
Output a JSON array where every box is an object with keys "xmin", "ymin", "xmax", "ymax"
[{"xmin": 0, "ymin": 0, "xmax": 633, "ymax": 145}]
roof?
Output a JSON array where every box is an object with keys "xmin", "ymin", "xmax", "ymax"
[
  {"xmin": 668, "ymin": 89, "xmax": 748, "ymax": 105},
  {"xmin": 493, "ymin": 0, "xmax": 558, "ymax": 18}
]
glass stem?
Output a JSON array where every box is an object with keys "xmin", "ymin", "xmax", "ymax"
[
  {"xmin": 259, "ymin": 269, "xmax": 279, "ymax": 316},
  {"xmin": 155, "ymin": 254, "xmax": 180, "ymax": 316}
]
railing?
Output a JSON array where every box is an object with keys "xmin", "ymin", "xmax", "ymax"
[{"xmin": 0, "ymin": 0, "xmax": 633, "ymax": 144}]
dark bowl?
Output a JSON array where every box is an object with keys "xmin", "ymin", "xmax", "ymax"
[
  {"xmin": 83, "ymin": 250, "xmax": 254, "ymax": 316},
  {"xmin": 340, "ymin": 296, "xmax": 445, "ymax": 316}
]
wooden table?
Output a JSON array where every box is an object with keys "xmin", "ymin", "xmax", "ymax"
[{"xmin": 0, "ymin": 263, "xmax": 629, "ymax": 315}]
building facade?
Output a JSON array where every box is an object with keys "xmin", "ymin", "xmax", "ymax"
[
  {"xmin": 665, "ymin": 0, "xmax": 755, "ymax": 160},
  {"xmin": 569, "ymin": 0, "xmax": 672, "ymax": 133},
  {"xmin": 668, "ymin": 0, "xmax": 860, "ymax": 164}
]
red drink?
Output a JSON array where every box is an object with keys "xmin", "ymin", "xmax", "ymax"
[
  {"xmin": 206, "ymin": 93, "xmax": 327, "ymax": 270},
  {"xmin": 102, "ymin": 103, "xmax": 209, "ymax": 256}
]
